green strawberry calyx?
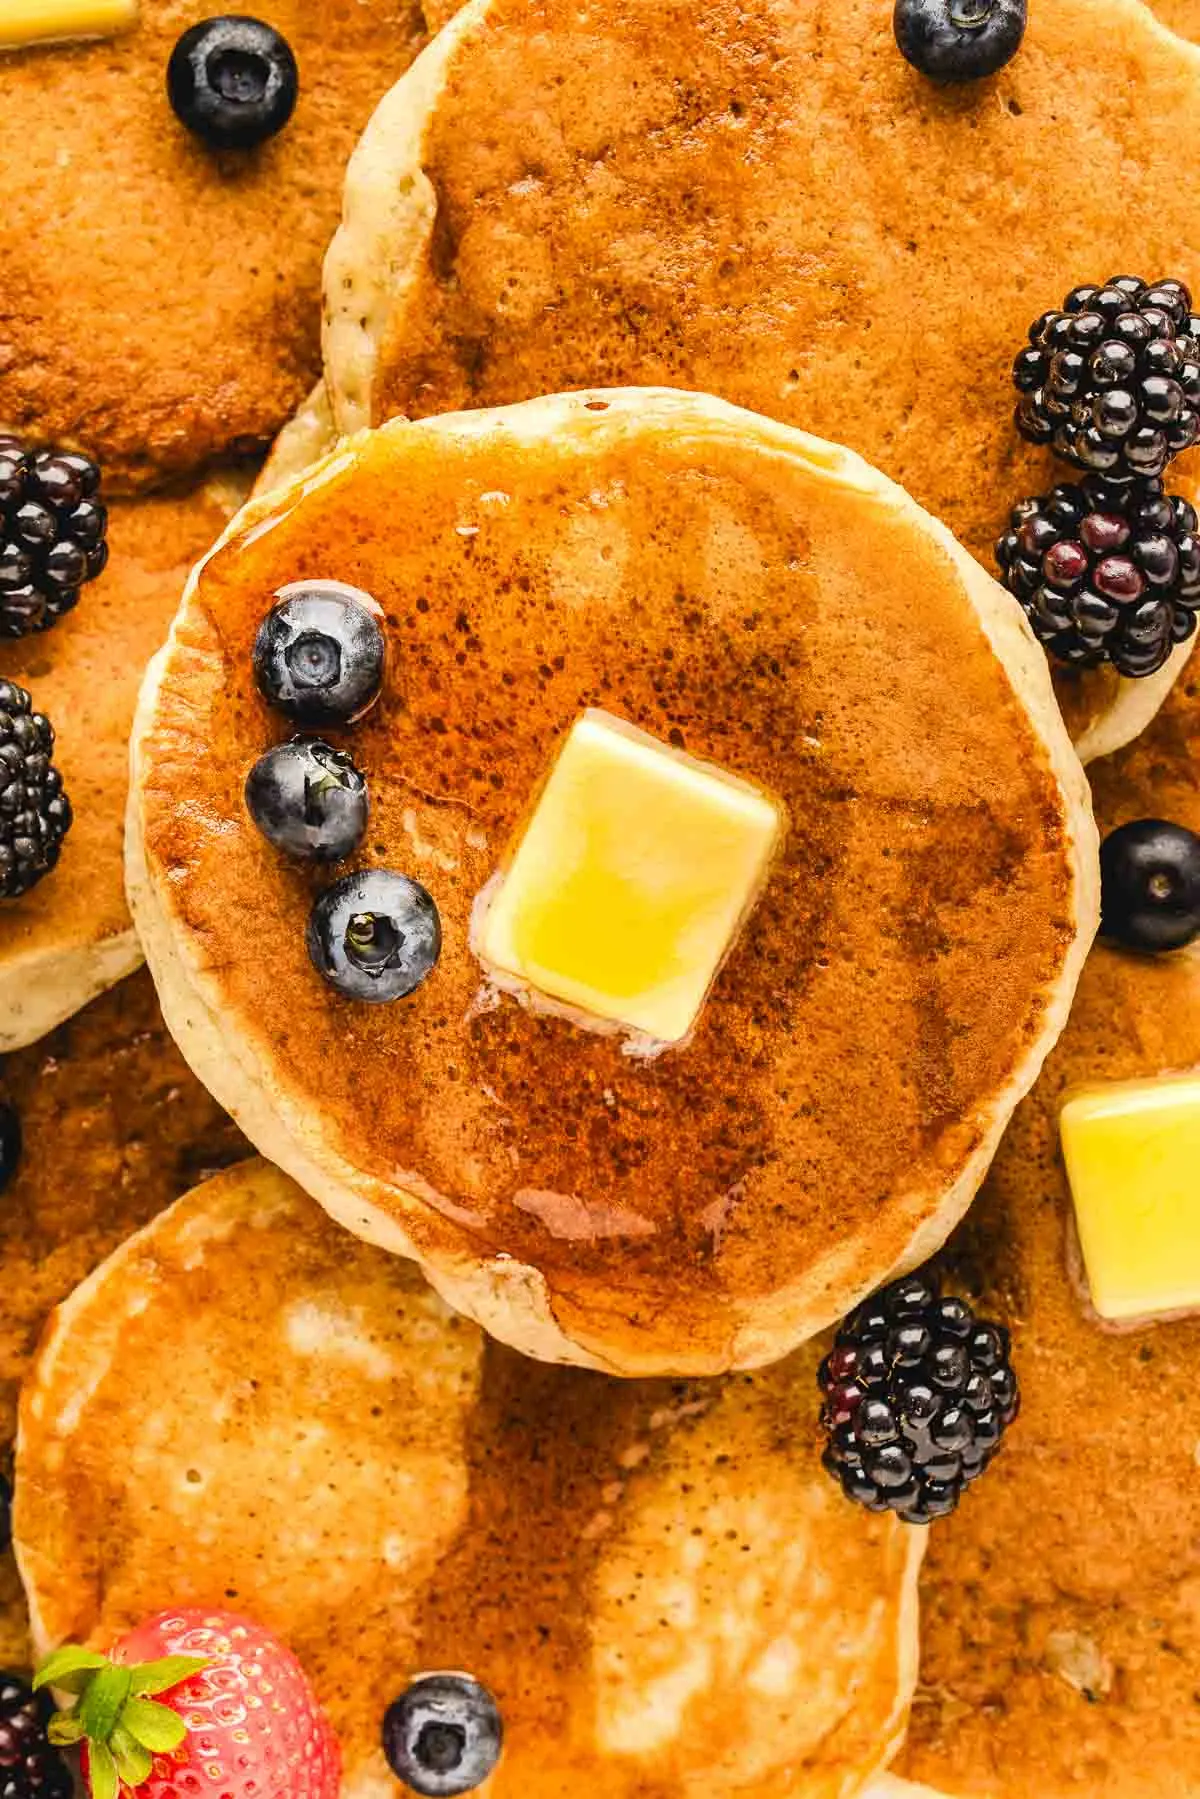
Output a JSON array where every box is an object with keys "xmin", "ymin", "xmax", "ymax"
[{"xmin": 33, "ymin": 1644, "xmax": 211, "ymax": 1799}]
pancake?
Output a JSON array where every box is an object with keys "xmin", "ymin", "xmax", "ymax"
[
  {"xmin": 1150, "ymin": 0, "xmax": 1200, "ymax": 38},
  {"xmin": 0, "ymin": 0, "xmax": 432, "ymax": 493},
  {"xmin": 0, "ymin": 967, "xmax": 247, "ymax": 1668},
  {"xmin": 127, "ymin": 387, "xmax": 1096, "ymax": 1375},
  {"xmin": 0, "ymin": 472, "xmax": 248, "ymax": 1052},
  {"xmin": 14, "ymin": 1158, "xmax": 924, "ymax": 1798},
  {"xmin": 891, "ymin": 662, "xmax": 1200, "ymax": 1797},
  {"xmin": 321, "ymin": 0, "xmax": 1200, "ymax": 761}
]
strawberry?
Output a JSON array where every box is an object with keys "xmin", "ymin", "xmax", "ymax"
[{"xmin": 34, "ymin": 1609, "xmax": 340, "ymax": 1799}]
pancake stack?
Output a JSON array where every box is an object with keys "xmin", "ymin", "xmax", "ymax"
[{"xmin": 2, "ymin": 5, "xmax": 1199, "ymax": 1799}]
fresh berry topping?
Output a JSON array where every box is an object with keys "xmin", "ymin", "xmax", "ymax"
[
  {"xmin": 0, "ymin": 437, "xmax": 106, "ymax": 640},
  {"xmin": 1099, "ymin": 818, "xmax": 1200, "ymax": 953},
  {"xmin": 167, "ymin": 17, "xmax": 299, "ymax": 151},
  {"xmin": 245, "ymin": 738, "xmax": 368, "ymax": 863},
  {"xmin": 37, "ymin": 1610, "xmax": 339, "ymax": 1799},
  {"xmin": 0, "ymin": 682, "xmax": 72, "ymax": 900},
  {"xmin": 893, "ymin": 0, "xmax": 1026, "ymax": 81},
  {"xmin": 253, "ymin": 581, "xmax": 385, "ymax": 727},
  {"xmin": 0, "ymin": 1102, "xmax": 21, "ymax": 1195},
  {"xmin": 307, "ymin": 870, "xmax": 441, "ymax": 1003},
  {"xmin": 996, "ymin": 475, "xmax": 1200, "ymax": 677},
  {"xmin": 1014, "ymin": 277, "xmax": 1200, "ymax": 480},
  {"xmin": 0, "ymin": 1671, "xmax": 72, "ymax": 1799},
  {"xmin": 382, "ymin": 1674, "xmax": 503, "ymax": 1797},
  {"xmin": 819, "ymin": 1272, "xmax": 1019, "ymax": 1523}
]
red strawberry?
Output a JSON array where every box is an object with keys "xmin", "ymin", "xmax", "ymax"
[{"xmin": 34, "ymin": 1609, "xmax": 339, "ymax": 1799}]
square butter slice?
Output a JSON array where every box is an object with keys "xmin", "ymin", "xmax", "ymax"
[
  {"xmin": 478, "ymin": 710, "xmax": 784, "ymax": 1043},
  {"xmin": 0, "ymin": 0, "xmax": 137, "ymax": 48},
  {"xmin": 1060, "ymin": 1075, "xmax": 1200, "ymax": 1321}
]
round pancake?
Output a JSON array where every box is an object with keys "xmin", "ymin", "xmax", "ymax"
[
  {"xmin": 894, "ymin": 663, "xmax": 1200, "ymax": 1798},
  {"xmin": 15, "ymin": 1159, "xmax": 924, "ymax": 1799},
  {"xmin": 322, "ymin": 0, "xmax": 1200, "ymax": 761},
  {"xmin": 0, "ymin": 473, "xmax": 248, "ymax": 1052},
  {"xmin": 0, "ymin": 0, "xmax": 431, "ymax": 493},
  {"xmin": 0, "ymin": 968, "xmax": 247, "ymax": 1669},
  {"xmin": 127, "ymin": 387, "xmax": 1096, "ymax": 1375}
]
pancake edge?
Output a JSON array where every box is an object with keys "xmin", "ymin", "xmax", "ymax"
[
  {"xmin": 0, "ymin": 927, "xmax": 141, "ymax": 1053},
  {"xmin": 126, "ymin": 387, "xmax": 1099, "ymax": 1377}
]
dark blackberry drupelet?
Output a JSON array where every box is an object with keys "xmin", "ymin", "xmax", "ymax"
[
  {"xmin": 1013, "ymin": 277, "xmax": 1200, "ymax": 480},
  {"xmin": 0, "ymin": 437, "xmax": 107, "ymax": 639},
  {"xmin": 0, "ymin": 1672, "xmax": 72, "ymax": 1799},
  {"xmin": 0, "ymin": 683, "xmax": 72, "ymax": 900},
  {"xmin": 996, "ymin": 474, "xmax": 1200, "ymax": 677},
  {"xmin": 819, "ymin": 1273, "xmax": 1019, "ymax": 1524}
]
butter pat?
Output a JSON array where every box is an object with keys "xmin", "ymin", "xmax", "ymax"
[
  {"xmin": 1060, "ymin": 1075, "xmax": 1200, "ymax": 1321},
  {"xmin": 478, "ymin": 710, "xmax": 784, "ymax": 1043},
  {"xmin": 0, "ymin": 0, "xmax": 137, "ymax": 49}
]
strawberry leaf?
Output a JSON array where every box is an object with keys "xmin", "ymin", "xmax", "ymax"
[
  {"xmin": 33, "ymin": 1647, "xmax": 108, "ymax": 1693},
  {"xmin": 79, "ymin": 1666, "xmax": 132, "ymax": 1744},
  {"xmin": 110, "ymin": 1726, "xmax": 154, "ymax": 1788},
  {"xmin": 46, "ymin": 1713, "xmax": 85, "ymax": 1747},
  {"xmin": 88, "ymin": 1740, "xmax": 119, "ymax": 1799},
  {"xmin": 121, "ymin": 1696, "xmax": 188, "ymax": 1754},
  {"xmin": 128, "ymin": 1656, "xmax": 209, "ymax": 1697}
]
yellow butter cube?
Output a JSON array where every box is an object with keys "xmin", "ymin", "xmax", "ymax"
[
  {"xmin": 1060, "ymin": 1075, "xmax": 1200, "ymax": 1321},
  {"xmin": 478, "ymin": 710, "xmax": 784, "ymax": 1043},
  {"xmin": 0, "ymin": 0, "xmax": 137, "ymax": 49}
]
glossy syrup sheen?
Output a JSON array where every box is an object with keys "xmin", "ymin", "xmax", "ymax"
[{"xmin": 139, "ymin": 401, "xmax": 1079, "ymax": 1368}]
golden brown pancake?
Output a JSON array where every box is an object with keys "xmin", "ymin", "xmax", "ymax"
[
  {"xmin": 0, "ymin": 0, "xmax": 432, "ymax": 492},
  {"xmin": 0, "ymin": 968, "xmax": 246, "ymax": 1668},
  {"xmin": 322, "ymin": 0, "xmax": 1200, "ymax": 761},
  {"xmin": 894, "ymin": 664, "xmax": 1200, "ymax": 1798},
  {"xmin": 15, "ymin": 1159, "xmax": 924, "ymax": 1799},
  {"xmin": 0, "ymin": 473, "xmax": 248, "ymax": 1051},
  {"xmin": 1150, "ymin": 0, "xmax": 1200, "ymax": 38},
  {"xmin": 128, "ymin": 388, "xmax": 1096, "ymax": 1375}
]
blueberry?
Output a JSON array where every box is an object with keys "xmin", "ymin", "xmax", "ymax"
[
  {"xmin": 0, "ymin": 1104, "xmax": 19, "ymax": 1195},
  {"xmin": 307, "ymin": 870, "xmax": 441, "ymax": 1003},
  {"xmin": 253, "ymin": 581, "xmax": 385, "ymax": 727},
  {"xmin": 893, "ymin": 0, "xmax": 1026, "ymax": 81},
  {"xmin": 1100, "ymin": 818, "xmax": 1200, "ymax": 953},
  {"xmin": 167, "ymin": 16, "xmax": 298, "ymax": 151},
  {"xmin": 382, "ymin": 1674, "xmax": 502, "ymax": 1797},
  {"xmin": 245, "ymin": 739, "xmax": 368, "ymax": 863}
]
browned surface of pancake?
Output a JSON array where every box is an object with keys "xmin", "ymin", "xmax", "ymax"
[
  {"xmin": 0, "ymin": 969, "xmax": 246, "ymax": 1667},
  {"xmin": 338, "ymin": 0, "xmax": 1200, "ymax": 744},
  {"xmin": 135, "ymin": 394, "xmax": 1088, "ymax": 1373},
  {"xmin": 17, "ymin": 1162, "xmax": 921, "ymax": 1797},
  {"xmin": 900, "ymin": 665, "xmax": 1200, "ymax": 1798},
  {"xmin": 0, "ymin": 477, "xmax": 242, "ymax": 1039},
  {"xmin": 0, "ymin": 0, "xmax": 430, "ymax": 492},
  {"xmin": 1151, "ymin": 0, "xmax": 1200, "ymax": 39}
]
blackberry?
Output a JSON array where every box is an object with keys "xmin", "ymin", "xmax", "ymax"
[
  {"xmin": 819, "ymin": 1272, "xmax": 1019, "ymax": 1524},
  {"xmin": 1013, "ymin": 277, "xmax": 1200, "ymax": 481},
  {"xmin": 0, "ymin": 436, "xmax": 106, "ymax": 639},
  {"xmin": 0, "ymin": 1672, "xmax": 72, "ymax": 1799},
  {"xmin": 996, "ymin": 474, "xmax": 1200, "ymax": 678},
  {"xmin": 0, "ymin": 683, "xmax": 72, "ymax": 900}
]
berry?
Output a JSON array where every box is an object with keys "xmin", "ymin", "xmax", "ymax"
[
  {"xmin": 1014, "ymin": 277, "xmax": 1200, "ymax": 480},
  {"xmin": 1099, "ymin": 818, "xmax": 1200, "ymax": 953},
  {"xmin": 0, "ymin": 1673, "xmax": 72, "ymax": 1799},
  {"xmin": 996, "ymin": 475, "xmax": 1200, "ymax": 677},
  {"xmin": 0, "ymin": 1104, "xmax": 20, "ymax": 1195},
  {"xmin": 253, "ymin": 581, "xmax": 385, "ymax": 727},
  {"xmin": 167, "ymin": 17, "xmax": 299, "ymax": 151},
  {"xmin": 37, "ymin": 1610, "xmax": 339, "ymax": 1799},
  {"xmin": 382, "ymin": 1675, "xmax": 503, "ymax": 1797},
  {"xmin": 819, "ymin": 1272, "xmax": 1019, "ymax": 1523},
  {"xmin": 0, "ymin": 438, "xmax": 106, "ymax": 640},
  {"xmin": 245, "ymin": 738, "xmax": 368, "ymax": 863},
  {"xmin": 306, "ymin": 870, "xmax": 441, "ymax": 1003},
  {"xmin": 893, "ymin": 0, "xmax": 1026, "ymax": 81},
  {"xmin": 0, "ymin": 683, "xmax": 71, "ymax": 900}
]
